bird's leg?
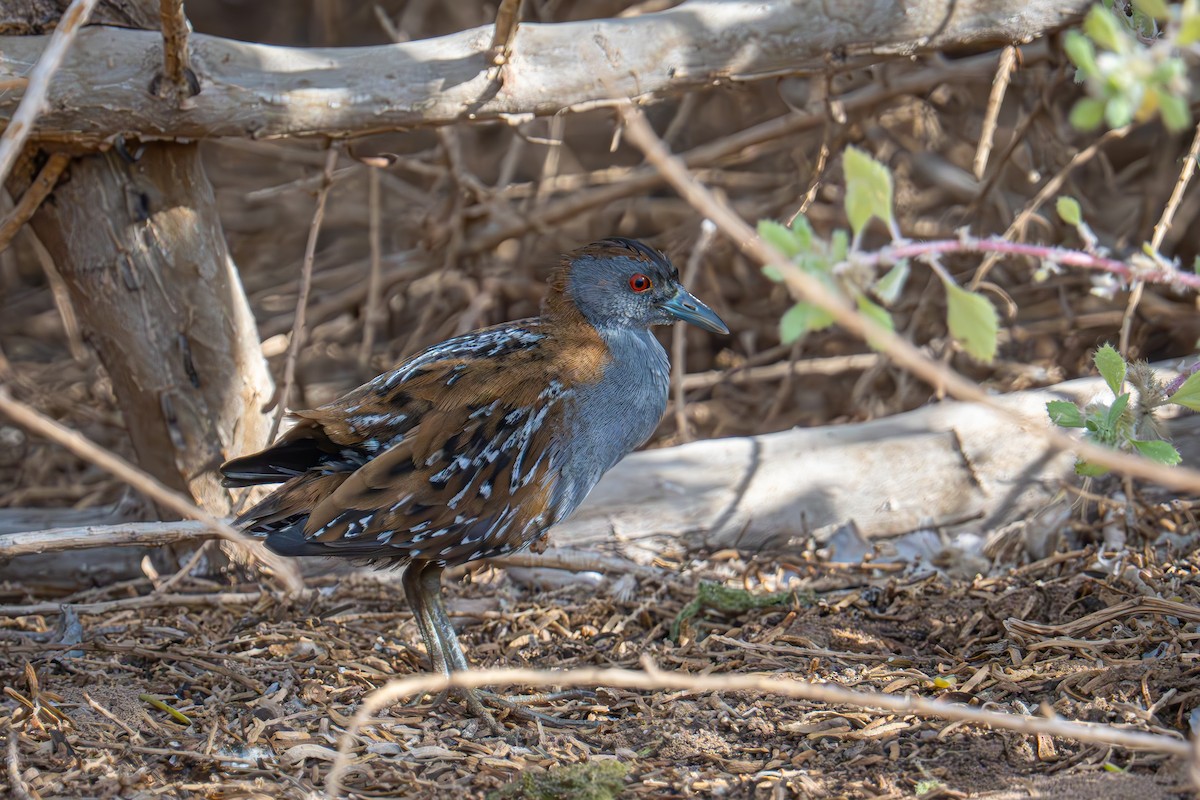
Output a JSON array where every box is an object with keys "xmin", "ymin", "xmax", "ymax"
[
  {"xmin": 416, "ymin": 563, "xmax": 505, "ymax": 734},
  {"xmin": 400, "ymin": 561, "xmax": 452, "ymax": 708},
  {"xmin": 420, "ymin": 564, "xmax": 599, "ymax": 730}
]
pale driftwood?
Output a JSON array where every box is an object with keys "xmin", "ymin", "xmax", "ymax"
[
  {"xmin": 5, "ymin": 369, "xmax": 1195, "ymax": 578},
  {"xmin": 19, "ymin": 144, "xmax": 274, "ymax": 517},
  {"xmin": 553, "ymin": 368, "xmax": 1199, "ymax": 558},
  {"xmin": 0, "ymin": 0, "xmax": 1090, "ymax": 143}
]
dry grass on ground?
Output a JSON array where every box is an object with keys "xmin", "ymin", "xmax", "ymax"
[{"xmin": 3, "ymin": 530, "xmax": 1200, "ymax": 798}]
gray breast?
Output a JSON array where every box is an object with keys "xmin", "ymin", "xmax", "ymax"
[{"xmin": 548, "ymin": 327, "xmax": 669, "ymax": 524}]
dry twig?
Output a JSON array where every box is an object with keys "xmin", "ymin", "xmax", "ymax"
[
  {"xmin": 671, "ymin": 220, "xmax": 717, "ymax": 442},
  {"xmin": 269, "ymin": 144, "xmax": 340, "ymax": 442},
  {"xmin": 973, "ymin": 46, "xmax": 1018, "ymax": 180},
  {"xmin": 0, "ymin": 153, "xmax": 70, "ymax": 254},
  {"xmin": 326, "ymin": 665, "xmax": 1192, "ymax": 798},
  {"xmin": 5, "ymin": 725, "xmax": 35, "ymax": 800},
  {"xmin": 0, "ymin": 0, "xmax": 99, "ymax": 185},
  {"xmin": 0, "ymin": 388, "xmax": 303, "ymax": 592},
  {"xmin": 1119, "ymin": 118, "xmax": 1200, "ymax": 354}
]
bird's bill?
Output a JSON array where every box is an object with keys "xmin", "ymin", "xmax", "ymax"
[{"xmin": 659, "ymin": 287, "xmax": 729, "ymax": 334}]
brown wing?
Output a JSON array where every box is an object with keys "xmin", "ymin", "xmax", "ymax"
[
  {"xmin": 227, "ymin": 318, "xmax": 608, "ymax": 566},
  {"xmin": 299, "ymin": 371, "xmax": 571, "ymax": 565}
]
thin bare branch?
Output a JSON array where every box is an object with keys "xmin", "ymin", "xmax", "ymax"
[
  {"xmin": 268, "ymin": 144, "xmax": 340, "ymax": 442},
  {"xmin": 682, "ymin": 353, "xmax": 881, "ymax": 391},
  {"xmin": 0, "ymin": 388, "xmax": 303, "ymax": 593},
  {"xmin": 463, "ymin": 46, "xmax": 1016, "ymax": 255},
  {"xmin": 1119, "ymin": 118, "xmax": 1200, "ymax": 354},
  {"xmin": 0, "ymin": 0, "xmax": 99, "ymax": 184},
  {"xmin": 671, "ymin": 220, "xmax": 716, "ymax": 442},
  {"xmin": 0, "ymin": 152, "xmax": 69, "ymax": 253},
  {"xmin": 973, "ymin": 45, "xmax": 1017, "ymax": 180},
  {"xmin": 325, "ymin": 665, "xmax": 1192, "ymax": 798}
]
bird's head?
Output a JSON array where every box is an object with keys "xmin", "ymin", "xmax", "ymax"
[{"xmin": 548, "ymin": 237, "xmax": 728, "ymax": 335}]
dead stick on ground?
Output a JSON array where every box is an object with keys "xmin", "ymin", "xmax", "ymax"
[
  {"xmin": 6, "ymin": 725, "xmax": 35, "ymax": 800},
  {"xmin": 325, "ymin": 664, "xmax": 1193, "ymax": 798},
  {"xmin": 615, "ymin": 102, "xmax": 1200, "ymax": 494},
  {"xmin": 0, "ymin": 0, "xmax": 100, "ymax": 185},
  {"xmin": 0, "ymin": 153, "xmax": 70, "ymax": 253},
  {"xmin": 269, "ymin": 144, "xmax": 339, "ymax": 442},
  {"xmin": 0, "ymin": 388, "xmax": 303, "ymax": 593}
]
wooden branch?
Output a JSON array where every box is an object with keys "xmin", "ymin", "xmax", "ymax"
[
  {"xmin": 0, "ymin": 0, "xmax": 1089, "ymax": 143},
  {"xmin": 0, "ymin": 520, "xmax": 210, "ymax": 558}
]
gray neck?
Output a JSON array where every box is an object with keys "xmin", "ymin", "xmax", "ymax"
[{"xmin": 548, "ymin": 323, "xmax": 670, "ymax": 524}]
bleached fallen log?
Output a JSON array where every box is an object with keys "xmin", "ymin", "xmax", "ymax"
[
  {"xmin": 0, "ymin": 0, "xmax": 1089, "ymax": 143},
  {"xmin": 5, "ymin": 369, "xmax": 1193, "ymax": 578}
]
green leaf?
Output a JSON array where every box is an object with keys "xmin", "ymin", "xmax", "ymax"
[
  {"xmin": 1105, "ymin": 95, "xmax": 1135, "ymax": 129},
  {"xmin": 873, "ymin": 259, "xmax": 910, "ymax": 306},
  {"xmin": 1158, "ymin": 91, "xmax": 1191, "ymax": 133},
  {"xmin": 856, "ymin": 294, "xmax": 894, "ymax": 351},
  {"xmin": 1047, "ymin": 400, "xmax": 1086, "ymax": 428},
  {"xmin": 780, "ymin": 302, "xmax": 834, "ymax": 344},
  {"xmin": 1169, "ymin": 370, "xmax": 1200, "ymax": 411},
  {"xmin": 1064, "ymin": 31, "xmax": 1099, "ymax": 77},
  {"xmin": 1132, "ymin": 439, "xmax": 1182, "ymax": 465},
  {"xmin": 1132, "ymin": 0, "xmax": 1169, "ymax": 20},
  {"xmin": 758, "ymin": 219, "xmax": 802, "ymax": 259},
  {"xmin": 843, "ymin": 147, "xmax": 894, "ymax": 238},
  {"xmin": 943, "ymin": 281, "xmax": 999, "ymax": 363},
  {"xmin": 1105, "ymin": 391, "xmax": 1131, "ymax": 431},
  {"xmin": 830, "ymin": 229, "xmax": 849, "ymax": 262},
  {"xmin": 1094, "ymin": 344, "xmax": 1127, "ymax": 395},
  {"xmin": 1075, "ymin": 459, "xmax": 1111, "ymax": 477},
  {"xmin": 1070, "ymin": 98, "xmax": 1107, "ymax": 131},
  {"xmin": 1056, "ymin": 196, "xmax": 1083, "ymax": 227},
  {"xmin": 790, "ymin": 215, "xmax": 814, "ymax": 250},
  {"xmin": 1084, "ymin": 5, "xmax": 1128, "ymax": 52}
]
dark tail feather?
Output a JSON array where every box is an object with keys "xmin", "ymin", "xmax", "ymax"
[
  {"xmin": 262, "ymin": 526, "xmax": 335, "ymax": 557},
  {"xmin": 220, "ymin": 420, "xmax": 345, "ymax": 487}
]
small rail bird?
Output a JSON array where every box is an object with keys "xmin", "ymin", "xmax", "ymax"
[{"xmin": 221, "ymin": 238, "xmax": 727, "ymax": 731}]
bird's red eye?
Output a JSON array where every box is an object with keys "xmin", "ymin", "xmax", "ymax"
[{"xmin": 629, "ymin": 273, "xmax": 652, "ymax": 293}]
